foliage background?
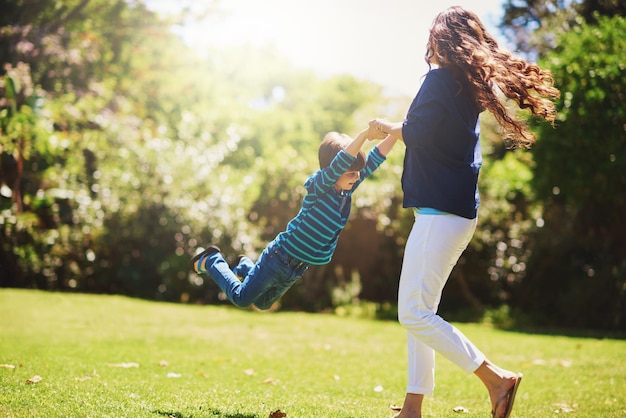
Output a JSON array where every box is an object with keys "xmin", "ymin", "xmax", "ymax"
[{"xmin": 1, "ymin": 0, "xmax": 624, "ymax": 331}]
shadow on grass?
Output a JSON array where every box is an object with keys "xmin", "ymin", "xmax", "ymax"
[
  {"xmin": 440, "ymin": 306, "xmax": 626, "ymax": 340},
  {"xmin": 154, "ymin": 409, "xmax": 259, "ymax": 418},
  {"xmin": 503, "ymin": 326, "xmax": 626, "ymax": 340}
]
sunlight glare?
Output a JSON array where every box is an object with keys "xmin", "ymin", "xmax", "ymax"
[{"xmin": 145, "ymin": 0, "xmax": 506, "ymax": 97}]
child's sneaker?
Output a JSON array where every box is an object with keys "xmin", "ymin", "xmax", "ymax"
[{"xmin": 191, "ymin": 245, "xmax": 221, "ymax": 274}]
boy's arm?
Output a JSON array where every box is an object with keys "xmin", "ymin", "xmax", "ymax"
[
  {"xmin": 313, "ymin": 129, "xmax": 369, "ymax": 192},
  {"xmin": 344, "ymin": 127, "xmax": 369, "ymax": 158},
  {"xmin": 376, "ymin": 134, "xmax": 400, "ymax": 157},
  {"xmin": 345, "ymin": 125, "xmax": 388, "ymax": 157}
]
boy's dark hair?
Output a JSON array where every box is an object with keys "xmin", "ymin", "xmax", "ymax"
[{"xmin": 318, "ymin": 132, "xmax": 366, "ymax": 171}]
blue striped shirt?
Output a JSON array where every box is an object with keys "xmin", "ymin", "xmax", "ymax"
[{"xmin": 274, "ymin": 146, "xmax": 386, "ymax": 265}]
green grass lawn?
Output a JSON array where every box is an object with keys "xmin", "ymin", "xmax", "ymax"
[{"xmin": 0, "ymin": 289, "xmax": 624, "ymax": 417}]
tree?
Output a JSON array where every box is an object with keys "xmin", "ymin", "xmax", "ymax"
[
  {"xmin": 516, "ymin": 14, "xmax": 626, "ymax": 330},
  {"xmin": 0, "ymin": 0, "xmax": 209, "ymax": 292},
  {"xmin": 499, "ymin": 0, "xmax": 626, "ymax": 57},
  {"xmin": 0, "ymin": 0, "xmax": 405, "ymax": 310}
]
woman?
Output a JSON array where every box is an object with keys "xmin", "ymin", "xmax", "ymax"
[{"xmin": 372, "ymin": 6, "xmax": 559, "ymax": 418}]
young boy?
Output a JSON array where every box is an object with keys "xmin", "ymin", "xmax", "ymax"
[{"xmin": 192, "ymin": 126, "xmax": 399, "ymax": 310}]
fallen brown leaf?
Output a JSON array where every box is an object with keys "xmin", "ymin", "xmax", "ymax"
[
  {"xmin": 558, "ymin": 359, "xmax": 573, "ymax": 367},
  {"xmin": 26, "ymin": 375, "xmax": 43, "ymax": 384},
  {"xmin": 106, "ymin": 362, "xmax": 139, "ymax": 368},
  {"xmin": 268, "ymin": 409, "xmax": 286, "ymax": 418},
  {"xmin": 553, "ymin": 402, "xmax": 577, "ymax": 413},
  {"xmin": 75, "ymin": 370, "xmax": 99, "ymax": 381}
]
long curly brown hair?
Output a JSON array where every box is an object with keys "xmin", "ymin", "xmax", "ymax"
[{"xmin": 426, "ymin": 6, "xmax": 560, "ymax": 148}]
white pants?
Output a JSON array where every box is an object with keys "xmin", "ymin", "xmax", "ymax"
[{"xmin": 398, "ymin": 213, "xmax": 486, "ymax": 395}]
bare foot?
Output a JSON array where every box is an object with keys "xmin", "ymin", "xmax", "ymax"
[
  {"xmin": 391, "ymin": 393, "xmax": 423, "ymax": 418},
  {"xmin": 392, "ymin": 411, "xmax": 421, "ymax": 418},
  {"xmin": 490, "ymin": 373, "xmax": 522, "ymax": 418},
  {"xmin": 474, "ymin": 361, "xmax": 522, "ymax": 418}
]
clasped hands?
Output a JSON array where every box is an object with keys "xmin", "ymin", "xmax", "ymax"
[{"xmin": 367, "ymin": 118, "xmax": 395, "ymax": 141}]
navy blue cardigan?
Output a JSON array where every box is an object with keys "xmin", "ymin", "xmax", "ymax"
[{"xmin": 401, "ymin": 68, "xmax": 482, "ymax": 219}]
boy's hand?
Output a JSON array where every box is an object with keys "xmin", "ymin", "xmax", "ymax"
[
  {"xmin": 367, "ymin": 123, "xmax": 387, "ymax": 140},
  {"xmin": 369, "ymin": 118, "xmax": 390, "ymax": 135}
]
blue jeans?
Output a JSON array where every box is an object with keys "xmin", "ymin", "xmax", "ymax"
[{"xmin": 205, "ymin": 241, "xmax": 309, "ymax": 310}]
